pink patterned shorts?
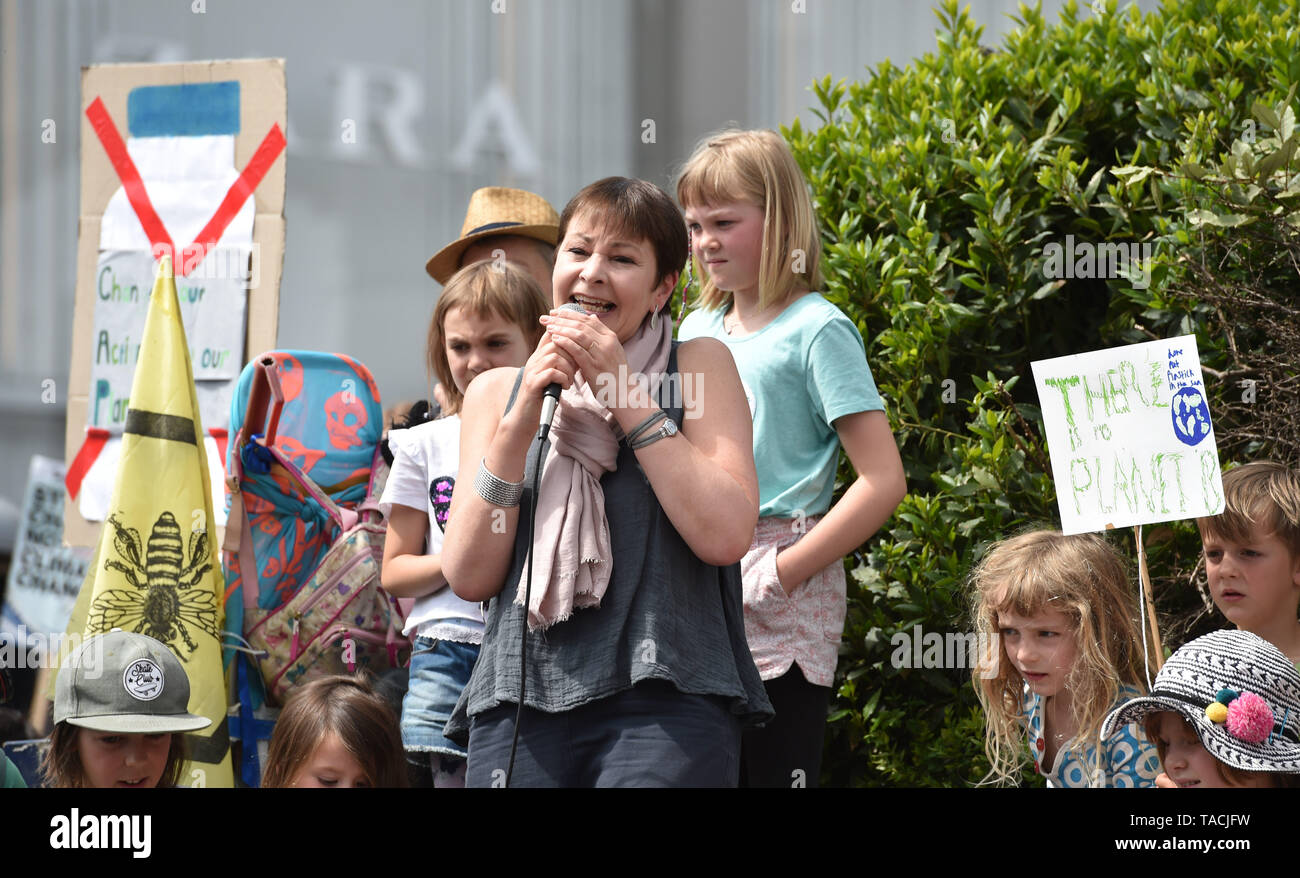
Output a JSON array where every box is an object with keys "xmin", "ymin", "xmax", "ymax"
[{"xmin": 739, "ymin": 515, "xmax": 845, "ymax": 687}]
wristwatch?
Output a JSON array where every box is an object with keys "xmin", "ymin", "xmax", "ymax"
[{"xmin": 630, "ymin": 417, "xmax": 678, "ymax": 450}]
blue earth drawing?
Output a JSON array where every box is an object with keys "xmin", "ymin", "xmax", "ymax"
[{"xmin": 1171, "ymin": 386, "xmax": 1212, "ymax": 446}]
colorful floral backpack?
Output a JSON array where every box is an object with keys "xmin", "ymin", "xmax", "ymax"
[{"xmin": 221, "ymin": 352, "xmax": 407, "ymax": 710}]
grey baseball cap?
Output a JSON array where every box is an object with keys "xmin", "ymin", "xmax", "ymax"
[{"xmin": 54, "ymin": 630, "xmax": 211, "ymax": 734}]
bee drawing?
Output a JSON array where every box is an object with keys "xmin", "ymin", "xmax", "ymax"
[{"xmin": 90, "ymin": 511, "xmax": 221, "ymax": 659}]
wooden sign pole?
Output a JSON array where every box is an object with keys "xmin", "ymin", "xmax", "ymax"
[{"xmin": 1134, "ymin": 524, "xmax": 1164, "ymax": 685}]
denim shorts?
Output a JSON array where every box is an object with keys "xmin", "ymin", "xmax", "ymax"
[{"xmin": 401, "ymin": 636, "xmax": 480, "ymax": 759}]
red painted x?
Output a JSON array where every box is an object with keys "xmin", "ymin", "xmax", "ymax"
[{"xmin": 85, "ymin": 96, "xmax": 285, "ymax": 277}]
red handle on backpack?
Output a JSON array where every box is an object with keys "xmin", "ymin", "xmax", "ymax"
[{"xmin": 241, "ymin": 355, "xmax": 286, "ymax": 448}]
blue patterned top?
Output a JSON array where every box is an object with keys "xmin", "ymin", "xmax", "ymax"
[{"xmin": 1023, "ymin": 684, "xmax": 1160, "ymax": 788}]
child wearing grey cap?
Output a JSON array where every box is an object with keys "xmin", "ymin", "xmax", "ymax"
[{"xmin": 41, "ymin": 630, "xmax": 209, "ymax": 788}]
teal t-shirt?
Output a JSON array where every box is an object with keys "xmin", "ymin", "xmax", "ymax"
[{"xmin": 678, "ymin": 293, "xmax": 884, "ymax": 518}]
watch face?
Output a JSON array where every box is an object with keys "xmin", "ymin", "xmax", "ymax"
[{"xmin": 664, "ymin": 420, "xmax": 678, "ymax": 436}]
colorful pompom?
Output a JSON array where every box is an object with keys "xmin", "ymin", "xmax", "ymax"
[
  {"xmin": 1205, "ymin": 702, "xmax": 1228, "ymax": 724},
  {"xmin": 1215, "ymin": 688, "xmax": 1237, "ymax": 706},
  {"xmin": 1225, "ymin": 692, "xmax": 1273, "ymax": 744}
]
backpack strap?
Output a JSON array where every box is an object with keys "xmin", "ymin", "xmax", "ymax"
[
  {"xmin": 235, "ymin": 497, "xmax": 259, "ymax": 612},
  {"xmin": 359, "ymin": 445, "xmax": 387, "ymax": 514},
  {"xmin": 223, "ymin": 430, "xmax": 263, "ymax": 612},
  {"xmin": 223, "ymin": 354, "xmax": 284, "ymax": 597}
]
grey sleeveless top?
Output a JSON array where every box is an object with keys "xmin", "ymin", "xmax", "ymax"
[{"xmin": 445, "ymin": 344, "xmax": 773, "ymax": 743}]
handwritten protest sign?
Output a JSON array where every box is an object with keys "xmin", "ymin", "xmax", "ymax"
[
  {"xmin": 64, "ymin": 59, "xmax": 285, "ymax": 546},
  {"xmin": 1031, "ymin": 335, "xmax": 1225, "ymax": 535},
  {"xmin": 1, "ymin": 457, "xmax": 90, "ymax": 647},
  {"xmin": 89, "ymin": 249, "xmax": 246, "ymax": 432}
]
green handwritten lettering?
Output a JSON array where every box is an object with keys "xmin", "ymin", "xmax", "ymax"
[
  {"xmin": 1201, "ymin": 451, "xmax": 1223, "ymax": 511},
  {"xmin": 1105, "ymin": 367, "xmax": 1130, "ymax": 414},
  {"xmin": 1045, "ymin": 376, "xmax": 1084, "ymax": 451},
  {"xmin": 1070, "ymin": 458, "xmax": 1092, "ymax": 516}
]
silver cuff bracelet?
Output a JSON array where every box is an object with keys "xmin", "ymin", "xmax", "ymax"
[{"xmin": 474, "ymin": 457, "xmax": 523, "ymax": 508}]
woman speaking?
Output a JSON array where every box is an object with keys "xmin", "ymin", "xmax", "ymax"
[{"xmin": 442, "ymin": 177, "xmax": 772, "ymax": 787}]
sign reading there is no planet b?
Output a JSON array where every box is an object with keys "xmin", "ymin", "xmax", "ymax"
[{"xmin": 1030, "ymin": 335, "xmax": 1224, "ymax": 535}]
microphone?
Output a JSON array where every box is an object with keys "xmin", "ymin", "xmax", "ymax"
[{"xmin": 538, "ymin": 302, "xmax": 588, "ymax": 438}]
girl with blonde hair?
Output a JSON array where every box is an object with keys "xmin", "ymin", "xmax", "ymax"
[
  {"xmin": 970, "ymin": 529, "xmax": 1159, "ymax": 787},
  {"xmin": 677, "ymin": 129, "xmax": 906, "ymax": 786}
]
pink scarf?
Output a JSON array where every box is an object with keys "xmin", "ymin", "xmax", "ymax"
[{"xmin": 516, "ymin": 312, "xmax": 673, "ymax": 629}]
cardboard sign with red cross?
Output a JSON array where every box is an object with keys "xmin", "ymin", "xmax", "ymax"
[{"xmin": 64, "ymin": 59, "xmax": 287, "ymax": 548}]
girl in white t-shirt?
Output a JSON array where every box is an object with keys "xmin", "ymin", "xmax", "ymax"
[{"xmin": 380, "ymin": 259, "xmax": 547, "ymax": 787}]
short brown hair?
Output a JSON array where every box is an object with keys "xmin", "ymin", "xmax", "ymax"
[
  {"xmin": 1197, "ymin": 461, "xmax": 1300, "ymax": 557},
  {"xmin": 262, "ymin": 673, "xmax": 408, "ymax": 788},
  {"xmin": 41, "ymin": 721, "xmax": 187, "ymax": 788},
  {"xmin": 427, "ymin": 260, "xmax": 549, "ymax": 416},
  {"xmin": 557, "ymin": 177, "xmax": 688, "ymax": 298},
  {"xmin": 1143, "ymin": 712, "xmax": 1300, "ymax": 788}
]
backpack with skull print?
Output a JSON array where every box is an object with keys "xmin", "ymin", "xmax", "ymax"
[{"xmin": 221, "ymin": 351, "xmax": 408, "ymax": 710}]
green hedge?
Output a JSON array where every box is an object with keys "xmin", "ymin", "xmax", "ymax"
[{"xmin": 779, "ymin": 0, "xmax": 1300, "ymax": 786}]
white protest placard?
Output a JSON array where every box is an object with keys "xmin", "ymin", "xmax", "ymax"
[
  {"xmin": 88, "ymin": 248, "xmax": 247, "ymax": 432},
  {"xmin": 1031, "ymin": 335, "xmax": 1225, "ymax": 535},
  {"xmin": 1, "ymin": 457, "xmax": 91, "ymax": 646},
  {"xmin": 81, "ymin": 247, "xmax": 243, "ymax": 524}
]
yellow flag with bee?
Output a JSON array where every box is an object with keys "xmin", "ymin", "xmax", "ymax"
[{"xmin": 61, "ymin": 254, "xmax": 233, "ymax": 788}]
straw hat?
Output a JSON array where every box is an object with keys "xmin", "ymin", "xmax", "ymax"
[
  {"xmin": 1102, "ymin": 630, "xmax": 1300, "ymax": 774},
  {"xmin": 425, "ymin": 187, "xmax": 560, "ymax": 284}
]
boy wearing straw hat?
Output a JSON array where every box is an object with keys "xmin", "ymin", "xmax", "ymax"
[
  {"xmin": 426, "ymin": 187, "xmax": 560, "ymax": 296},
  {"xmin": 391, "ymin": 188, "xmax": 561, "ymax": 427}
]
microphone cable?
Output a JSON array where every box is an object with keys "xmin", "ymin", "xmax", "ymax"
[
  {"xmin": 505, "ymin": 302, "xmax": 585, "ymax": 786},
  {"xmin": 504, "ymin": 420, "xmax": 552, "ymax": 788}
]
